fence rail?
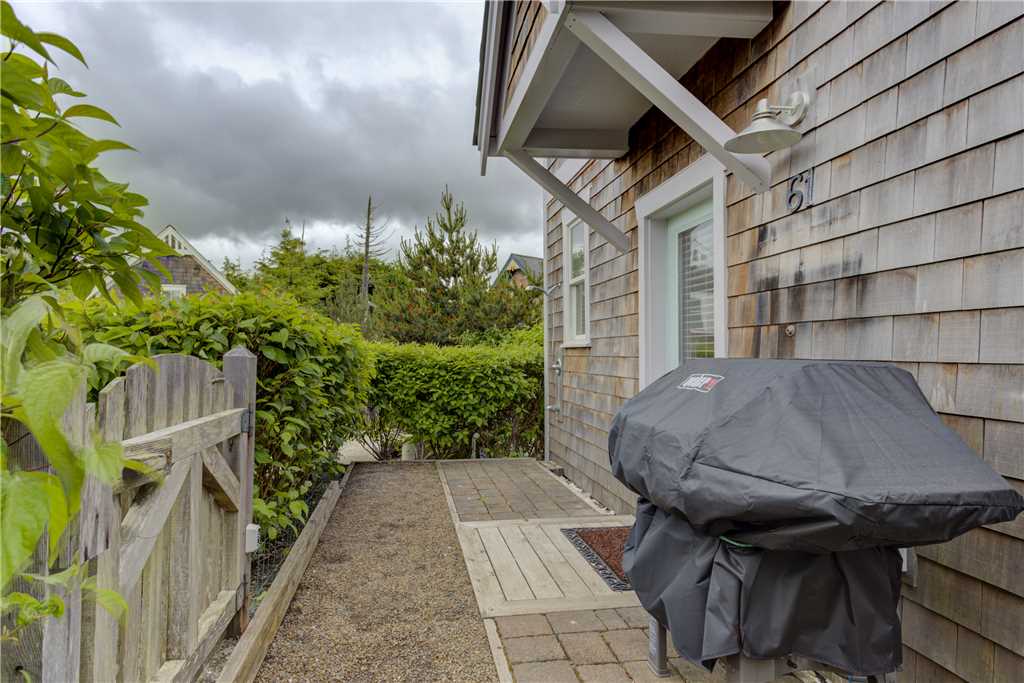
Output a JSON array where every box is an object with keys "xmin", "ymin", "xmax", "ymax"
[{"xmin": 3, "ymin": 348, "xmax": 256, "ymax": 683}]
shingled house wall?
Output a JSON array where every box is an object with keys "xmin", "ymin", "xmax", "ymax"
[
  {"xmin": 139, "ymin": 255, "xmax": 232, "ymax": 296},
  {"xmin": 525, "ymin": 2, "xmax": 1023, "ymax": 680}
]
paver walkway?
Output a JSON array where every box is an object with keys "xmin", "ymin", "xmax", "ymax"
[
  {"xmin": 439, "ymin": 459, "xmax": 705, "ymax": 682},
  {"xmin": 442, "ymin": 459, "xmax": 599, "ymax": 520}
]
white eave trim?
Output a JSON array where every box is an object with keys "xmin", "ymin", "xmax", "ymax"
[
  {"xmin": 563, "ymin": 8, "xmax": 770, "ymax": 192},
  {"xmin": 496, "ymin": 9, "xmax": 578, "ymax": 154},
  {"xmin": 477, "ymin": 2, "xmax": 504, "ymax": 176}
]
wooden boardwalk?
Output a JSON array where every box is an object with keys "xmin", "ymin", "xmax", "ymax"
[{"xmin": 438, "ymin": 461, "xmax": 640, "ymax": 618}]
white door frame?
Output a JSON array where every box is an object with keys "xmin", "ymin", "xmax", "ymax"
[{"xmin": 636, "ymin": 155, "xmax": 729, "ymax": 389}]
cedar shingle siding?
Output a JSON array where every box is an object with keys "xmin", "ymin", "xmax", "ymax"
[
  {"xmin": 139, "ymin": 255, "xmax": 232, "ymax": 296},
  {"xmin": 532, "ymin": 2, "xmax": 1024, "ymax": 680}
]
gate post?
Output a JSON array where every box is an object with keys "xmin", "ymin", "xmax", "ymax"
[{"xmin": 224, "ymin": 347, "xmax": 257, "ymax": 635}]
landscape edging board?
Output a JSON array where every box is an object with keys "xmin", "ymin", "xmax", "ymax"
[{"xmin": 215, "ymin": 466, "xmax": 353, "ymax": 683}]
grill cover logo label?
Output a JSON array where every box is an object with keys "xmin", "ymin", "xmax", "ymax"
[{"xmin": 678, "ymin": 373, "xmax": 723, "ymax": 393}]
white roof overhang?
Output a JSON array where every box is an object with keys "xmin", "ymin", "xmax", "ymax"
[{"xmin": 475, "ymin": 1, "xmax": 773, "ymax": 254}]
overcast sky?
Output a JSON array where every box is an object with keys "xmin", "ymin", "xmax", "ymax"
[{"xmin": 15, "ymin": 1, "xmax": 542, "ymax": 270}]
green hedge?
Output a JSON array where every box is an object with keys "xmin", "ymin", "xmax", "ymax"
[
  {"xmin": 72, "ymin": 292, "xmax": 372, "ymax": 539},
  {"xmin": 366, "ymin": 341, "xmax": 543, "ymax": 460}
]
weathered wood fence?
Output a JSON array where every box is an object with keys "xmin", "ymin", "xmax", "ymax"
[{"xmin": 3, "ymin": 348, "xmax": 257, "ymax": 683}]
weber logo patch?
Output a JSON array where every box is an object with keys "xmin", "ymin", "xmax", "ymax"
[{"xmin": 678, "ymin": 373, "xmax": 723, "ymax": 393}]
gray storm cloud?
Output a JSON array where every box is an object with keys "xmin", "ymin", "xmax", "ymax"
[{"xmin": 16, "ymin": 1, "xmax": 542, "ymax": 266}]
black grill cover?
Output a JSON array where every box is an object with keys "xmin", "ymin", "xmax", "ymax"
[{"xmin": 609, "ymin": 359, "xmax": 1023, "ymax": 674}]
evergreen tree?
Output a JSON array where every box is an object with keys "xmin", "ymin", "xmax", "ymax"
[
  {"xmin": 253, "ymin": 223, "xmax": 321, "ymax": 306},
  {"xmin": 375, "ymin": 187, "xmax": 540, "ymax": 344},
  {"xmin": 221, "ymin": 257, "xmax": 251, "ymax": 291}
]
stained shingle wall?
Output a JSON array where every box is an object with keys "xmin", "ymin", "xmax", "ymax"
[{"xmin": 537, "ymin": 1, "xmax": 1024, "ymax": 679}]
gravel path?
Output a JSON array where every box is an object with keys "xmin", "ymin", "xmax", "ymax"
[{"xmin": 255, "ymin": 463, "xmax": 497, "ymax": 683}]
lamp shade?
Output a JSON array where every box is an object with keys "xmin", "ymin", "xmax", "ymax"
[{"xmin": 724, "ymin": 113, "xmax": 802, "ymax": 154}]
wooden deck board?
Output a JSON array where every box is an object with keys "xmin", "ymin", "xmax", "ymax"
[
  {"xmin": 439, "ymin": 459, "xmax": 640, "ymax": 619},
  {"xmin": 478, "ymin": 527, "xmax": 534, "ymax": 601},
  {"xmin": 520, "ymin": 525, "xmax": 593, "ymax": 598},
  {"xmin": 498, "ymin": 526, "xmax": 562, "ymax": 600}
]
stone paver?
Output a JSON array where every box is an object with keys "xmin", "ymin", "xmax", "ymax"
[
  {"xmin": 493, "ymin": 610, "xmax": 716, "ymax": 683},
  {"xmin": 495, "ymin": 614, "xmax": 552, "ymax": 639},
  {"xmin": 547, "ymin": 609, "xmax": 606, "ymax": 633},
  {"xmin": 671, "ymin": 657, "xmax": 726, "ymax": 683},
  {"xmin": 576, "ymin": 663, "xmax": 632, "ymax": 682},
  {"xmin": 602, "ymin": 629, "xmax": 650, "ymax": 662},
  {"xmin": 595, "ymin": 608, "xmax": 628, "ymax": 630},
  {"xmin": 503, "ymin": 635, "xmax": 565, "ymax": 664},
  {"xmin": 512, "ymin": 661, "xmax": 578, "ymax": 683},
  {"xmin": 559, "ymin": 632, "xmax": 617, "ymax": 665},
  {"xmin": 622, "ymin": 660, "xmax": 685, "ymax": 681},
  {"xmin": 616, "ymin": 606, "xmax": 650, "ymax": 628},
  {"xmin": 441, "ymin": 459, "xmax": 597, "ymax": 522}
]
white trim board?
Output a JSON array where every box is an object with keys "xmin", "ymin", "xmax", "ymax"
[{"xmin": 636, "ymin": 154, "xmax": 729, "ymax": 389}]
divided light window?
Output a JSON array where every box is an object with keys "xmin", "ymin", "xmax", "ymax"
[
  {"xmin": 161, "ymin": 283, "xmax": 187, "ymax": 300},
  {"xmin": 564, "ymin": 216, "xmax": 590, "ymax": 345}
]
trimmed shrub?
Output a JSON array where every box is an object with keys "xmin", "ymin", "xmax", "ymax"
[
  {"xmin": 457, "ymin": 322, "xmax": 544, "ymax": 348},
  {"xmin": 72, "ymin": 292, "xmax": 372, "ymax": 539},
  {"xmin": 365, "ymin": 341, "xmax": 543, "ymax": 460}
]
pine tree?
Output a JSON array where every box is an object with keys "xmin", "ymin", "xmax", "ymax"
[{"xmin": 376, "ymin": 187, "xmax": 517, "ymax": 344}]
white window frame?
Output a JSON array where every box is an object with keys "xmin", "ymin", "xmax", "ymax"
[
  {"xmin": 562, "ymin": 185, "xmax": 593, "ymax": 347},
  {"xmin": 161, "ymin": 283, "xmax": 187, "ymax": 300},
  {"xmin": 636, "ymin": 154, "xmax": 728, "ymax": 389}
]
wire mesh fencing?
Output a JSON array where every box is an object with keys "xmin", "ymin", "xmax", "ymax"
[{"xmin": 247, "ymin": 469, "xmax": 336, "ymax": 615}]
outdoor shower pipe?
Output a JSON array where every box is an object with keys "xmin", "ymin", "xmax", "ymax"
[{"xmin": 528, "ymin": 281, "xmax": 562, "ymax": 460}]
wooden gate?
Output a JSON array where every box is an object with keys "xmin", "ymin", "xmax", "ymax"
[{"xmin": 3, "ymin": 348, "xmax": 256, "ymax": 683}]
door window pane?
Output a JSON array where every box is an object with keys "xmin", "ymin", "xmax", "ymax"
[{"xmin": 678, "ymin": 220, "xmax": 714, "ymax": 359}]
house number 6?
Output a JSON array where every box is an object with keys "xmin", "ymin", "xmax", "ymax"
[{"xmin": 786, "ymin": 169, "xmax": 814, "ymax": 212}]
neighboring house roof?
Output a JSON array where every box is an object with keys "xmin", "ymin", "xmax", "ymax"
[
  {"xmin": 155, "ymin": 225, "xmax": 238, "ymax": 294},
  {"xmin": 496, "ymin": 253, "xmax": 543, "ymax": 284}
]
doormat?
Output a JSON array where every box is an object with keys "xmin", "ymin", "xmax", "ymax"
[{"xmin": 561, "ymin": 526, "xmax": 632, "ymax": 592}]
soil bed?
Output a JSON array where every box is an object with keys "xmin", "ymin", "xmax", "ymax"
[
  {"xmin": 575, "ymin": 526, "xmax": 631, "ymax": 583},
  {"xmin": 255, "ymin": 463, "xmax": 496, "ymax": 683}
]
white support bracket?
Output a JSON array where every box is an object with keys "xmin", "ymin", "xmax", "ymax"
[
  {"xmin": 564, "ymin": 9, "xmax": 772, "ymax": 193},
  {"xmin": 506, "ymin": 149, "xmax": 630, "ymax": 253}
]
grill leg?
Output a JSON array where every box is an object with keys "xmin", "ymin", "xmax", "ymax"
[{"xmin": 648, "ymin": 615, "xmax": 671, "ymax": 677}]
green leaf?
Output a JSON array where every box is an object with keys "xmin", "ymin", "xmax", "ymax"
[
  {"xmin": 46, "ymin": 77, "xmax": 85, "ymax": 98},
  {"xmin": 85, "ymin": 139, "xmax": 136, "ymax": 157},
  {"xmin": 36, "ymin": 31, "xmax": 86, "ymax": 65},
  {"xmin": 82, "ymin": 581, "xmax": 126, "ymax": 618},
  {"xmin": 62, "ymin": 104, "xmax": 119, "ymax": 126},
  {"xmin": 260, "ymin": 345, "xmax": 288, "ymax": 364},
  {"xmin": 0, "ymin": 470, "xmax": 64, "ymax": 590},
  {"xmin": 81, "ymin": 441, "xmax": 124, "ymax": 485},
  {"xmin": 1, "ymin": 296, "xmax": 48, "ymax": 393},
  {"xmin": 26, "ymin": 562, "xmax": 80, "ymax": 586},
  {"xmin": 288, "ymin": 500, "xmax": 308, "ymax": 520},
  {"xmin": 0, "ymin": 1, "xmax": 53, "ymax": 62},
  {"xmin": 83, "ymin": 342, "xmax": 130, "ymax": 368},
  {"xmin": 16, "ymin": 361, "xmax": 87, "ymax": 511}
]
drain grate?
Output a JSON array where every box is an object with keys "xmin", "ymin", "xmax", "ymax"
[{"xmin": 561, "ymin": 526, "xmax": 632, "ymax": 592}]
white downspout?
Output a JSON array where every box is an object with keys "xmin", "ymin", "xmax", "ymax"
[{"xmin": 541, "ymin": 189, "xmax": 551, "ymax": 462}]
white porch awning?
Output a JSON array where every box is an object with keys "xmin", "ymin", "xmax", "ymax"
[{"xmin": 474, "ymin": 1, "xmax": 774, "ymax": 253}]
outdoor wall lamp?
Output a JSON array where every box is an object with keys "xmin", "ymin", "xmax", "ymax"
[{"xmin": 724, "ymin": 92, "xmax": 811, "ymax": 154}]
